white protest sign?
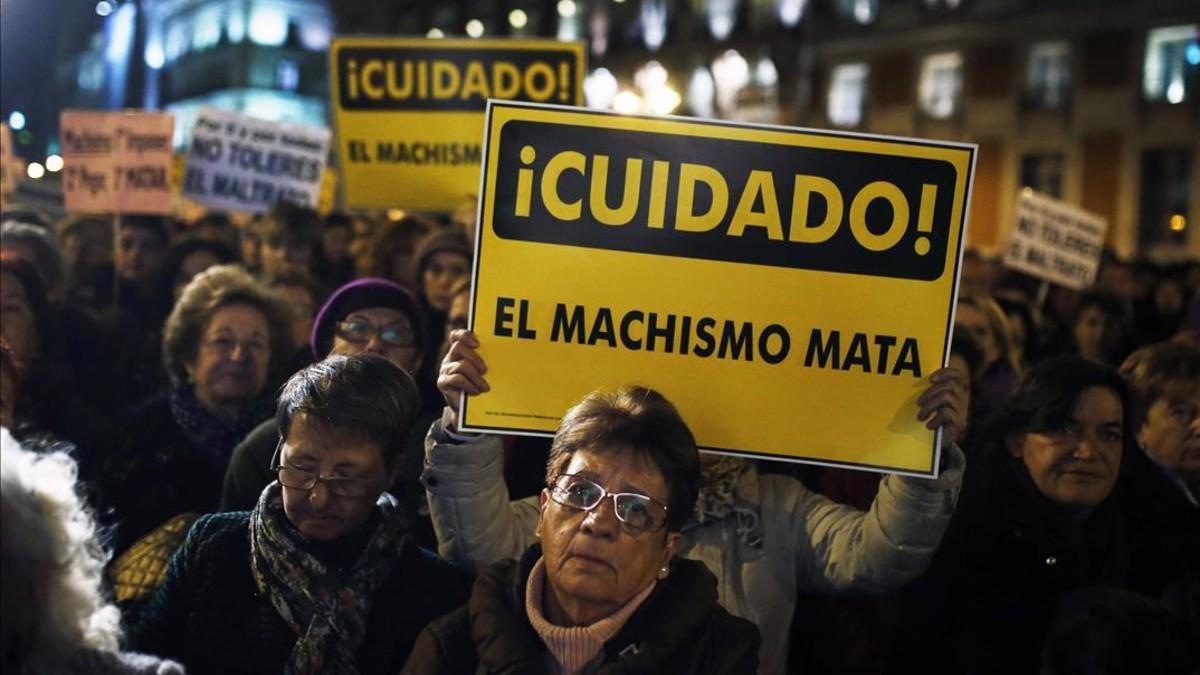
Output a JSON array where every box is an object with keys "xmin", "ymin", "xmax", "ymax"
[
  {"xmin": 1003, "ymin": 190, "xmax": 1108, "ymax": 290},
  {"xmin": 0, "ymin": 123, "xmax": 15, "ymax": 201},
  {"xmin": 183, "ymin": 108, "xmax": 330, "ymax": 214},
  {"xmin": 60, "ymin": 110, "xmax": 175, "ymax": 214}
]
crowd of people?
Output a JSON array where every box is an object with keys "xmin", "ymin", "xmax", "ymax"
[{"xmin": 0, "ymin": 200, "xmax": 1197, "ymax": 674}]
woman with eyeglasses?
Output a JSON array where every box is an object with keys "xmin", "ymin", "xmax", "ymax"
[
  {"xmin": 219, "ymin": 278, "xmax": 438, "ymax": 541},
  {"xmin": 402, "ymin": 385, "xmax": 761, "ymax": 674},
  {"xmin": 421, "ymin": 330, "xmax": 968, "ymax": 675},
  {"xmin": 130, "ymin": 354, "xmax": 470, "ymax": 675},
  {"xmin": 105, "ymin": 265, "xmax": 293, "ymax": 555}
]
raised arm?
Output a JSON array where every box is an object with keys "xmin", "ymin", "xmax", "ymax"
[
  {"xmin": 787, "ymin": 367, "xmax": 969, "ymax": 592},
  {"xmin": 422, "ymin": 329, "xmax": 540, "ymax": 570}
]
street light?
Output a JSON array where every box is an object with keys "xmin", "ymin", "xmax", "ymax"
[
  {"xmin": 646, "ymin": 86, "xmax": 682, "ymax": 115},
  {"xmin": 27, "ymin": 163, "xmax": 45, "ymax": 179},
  {"xmin": 558, "ymin": 0, "xmax": 577, "ymax": 19},
  {"xmin": 427, "ymin": 28, "xmax": 445, "ymax": 38},
  {"xmin": 95, "ymin": 0, "xmax": 113, "ymax": 16},
  {"xmin": 584, "ymin": 68, "xmax": 619, "ymax": 109},
  {"xmin": 7, "ymin": 111, "xmax": 25, "ymax": 131},
  {"xmin": 465, "ymin": 19, "xmax": 485, "ymax": 38},
  {"xmin": 45, "ymin": 155, "xmax": 64, "ymax": 173},
  {"xmin": 509, "ymin": 10, "xmax": 528, "ymax": 30},
  {"xmin": 613, "ymin": 90, "xmax": 642, "ymax": 114}
]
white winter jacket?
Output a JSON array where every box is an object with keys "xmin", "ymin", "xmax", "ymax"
[{"xmin": 422, "ymin": 417, "xmax": 965, "ymax": 675}]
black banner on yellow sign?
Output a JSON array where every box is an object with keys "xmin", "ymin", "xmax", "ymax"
[
  {"xmin": 329, "ymin": 38, "xmax": 585, "ymax": 211},
  {"xmin": 461, "ymin": 102, "xmax": 975, "ymax": 477}
]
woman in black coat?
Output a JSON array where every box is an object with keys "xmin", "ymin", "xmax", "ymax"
[
  {"xmin": 890, "ymin": 356, "xmax": 1137, "ymax": 675},
  {"xmin": 105, "ymin": 265, "xmax": 293, "ymax": 553}
]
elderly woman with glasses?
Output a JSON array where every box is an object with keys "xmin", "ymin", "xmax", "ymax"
[
  {"xmin": 130, "ymin": 354, "xmax": 469, "ymax": 675},
  {"xmin": 220, "ymin": 278, "xmax": 432, "ymax": 519},
  {"xmin": 420, "ymin": 330, "xmax": 967, "ymax": 675},
  {"xmin": 402, "ymin": 386, "xmax": 760, "ymax": 674}
]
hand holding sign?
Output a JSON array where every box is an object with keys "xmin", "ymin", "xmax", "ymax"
[
  {"xmin": 439, "ymin": 329, "xmax": 490, "ymax": 431},
  {"xmin": 916, "ymin": 367, "xmax": 969, "ymax": 448}
]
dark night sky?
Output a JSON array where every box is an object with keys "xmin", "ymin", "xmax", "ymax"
[{"xmin": 0, "ymin": 0, "xmax": 96, "ymax": 158}]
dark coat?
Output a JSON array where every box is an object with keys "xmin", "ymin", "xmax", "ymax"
[
  {"xmin": 1121, "ymin": 450, "xmax": 1200, "ymax": 598},
  {"xmin": 889, "ymin": 459, "xmax": 1129, "ymax": 675},
  {"xmin": 401, "ymin": 544, "xmax": 760, "ymax": 675},
  {"xmin": 104, "ymin": 394, "xmax": 229, "ymax": 555},
  {"xmin": 128, "ymin": 511, "xmax": 470, "ymax": 675}
]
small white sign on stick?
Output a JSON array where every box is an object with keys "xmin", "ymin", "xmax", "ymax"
[
  {"xmin": 1003, "ymin": 190, "xmax": 1108, "ymax": 290},
  {"xmin": 182, "ymin": 108, "xmax": 330, "ymax": 214}
]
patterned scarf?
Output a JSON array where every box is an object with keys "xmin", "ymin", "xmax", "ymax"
[
  {"xmin": 168, "ymin": 384, "xmax": 273, "ymax": 466},
  {"xmin": 688, "ymin": 456, "xmax": 763, "ymax": 548},
  {"xmin": 248, "ymin": 482, "xmax": 405, "ymax": 675}
]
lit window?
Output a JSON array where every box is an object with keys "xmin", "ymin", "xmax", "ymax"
[
  {"xmin": 777, "ymin": 0, "xmax": 806, "ymax": 28},
  {"xmin": 584, "ymin": 68, "xmax": 618, "ymax": 110},
  {"xmin": 828, "ymin": 63, "xmax": 868, "ymax": 127},
  {"xmin": 557, "ymin": 4, "xmax": 579, "ymax": 41},
  {"xmin": 1143, "ymin": 25, "xmax": 1199, "ymax": 104},
  {"xmin": 248, "ymin": 6, "xmax": 288, "ymax": 47},
  {"xmin": 835, "ymin": 0, "xmax": 878, "ymax": 25},
  {"xmin": 1139, "ymin": 148, "xmax": 1192, "ymax": 249},
  {"xmin": 1020, "ymin": 154, "xmax": 1064, "ymax": 198},
  {"xmin": 165, "ymin": 21, "xmax": 186, "ymax": 60},
  {"xmin": 707, "ymin": 0, "xmax": 738, "ymax": 40},
  {"xmin": 1025, "ymin": 41, "xmax": 1070, "ymax": 108},
  {"xmin": 687, "ymin": 67, "xmax": 716, "ymax": 118},
  {"xmin": 921, "ymin": 0, "xmax": 963, "ymax": 10},
  {"xmin": 640, "ymin": 0, "xmax": 668, "ymax": 50},
  {"xmin": 228, "ymin": 10, "xmax": 246, "ymax": 43},
  {"xmin": 77, "ymin": 58, "xmax": 105, "ymax": 91},
  {"xmin": 193, "ymin": 7, "xmax": 222, "ymax": 51},
  {"xmin": 300, "ymin": 21, "xmax": 331, "ymax": 51},
  {"xmin": 918, "ymin": 51, "xmax": 963, "ymax": 119},
  {"xmin": 276, "ymin": 59, "xmax": 300, "ymax": 92},
  {"xmin": 145, "ymin": 41, "xmax": 165, "ymax": 69}
]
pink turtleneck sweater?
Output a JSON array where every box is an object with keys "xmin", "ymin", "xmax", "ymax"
[{"xmin": 524, "ymin": 557, "xmax": 657, "ymax": 675}]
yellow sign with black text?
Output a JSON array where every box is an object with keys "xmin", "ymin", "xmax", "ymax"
[
  {"xmin": 329, "ymin": 38, "xmax": 584, "ymax": 211},
  {"xmin": 462, "ymin": 102, "xmax": 975, "ymax": 476}
]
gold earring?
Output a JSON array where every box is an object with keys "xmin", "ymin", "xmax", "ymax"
[{"xmin": 657, "ymin": 565, "xmax": 669, "ymax": 580}]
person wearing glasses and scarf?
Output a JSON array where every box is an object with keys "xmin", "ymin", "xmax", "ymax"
[
  {"xmin": 219, "ymin": 278, "xmax": 431, "ymax": 518},
  {"xmin": 420, "ymin": 330, "xmax": 969, "ymax": 675},
  {"xmin": 130, "ymin": 354, "xmax": 469, "ymax": 675},
  {"xmin": 402, "ymin": 386, "xmax": 760, "ymax": 674}
]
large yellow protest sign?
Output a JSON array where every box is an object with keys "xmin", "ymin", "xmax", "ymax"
[
  {"xmin": 329, "ymin": 38, "xmax": 584, "ymax": 211},
  {"xmin": 461, "ymin": 102, "xmax": 975, "ymax": 477}
]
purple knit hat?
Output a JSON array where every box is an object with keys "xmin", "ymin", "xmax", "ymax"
[{"xmin": 309, "ymin": 277, "xmax": 426, "ymax": 359}]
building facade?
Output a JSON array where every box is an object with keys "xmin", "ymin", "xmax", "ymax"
[{"xmin": 794, "ymin": 0, "xmax": 1199, "ymax": 259}]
